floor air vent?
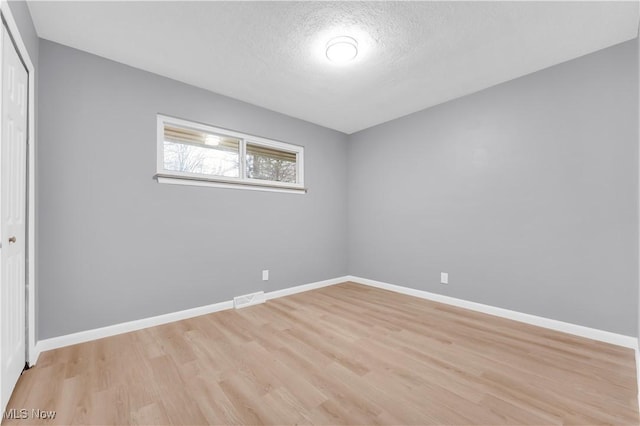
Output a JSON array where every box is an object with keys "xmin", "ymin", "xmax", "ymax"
[{"xmin": 233, "ymin": 291, "xmax": 265, "ymax": 309}]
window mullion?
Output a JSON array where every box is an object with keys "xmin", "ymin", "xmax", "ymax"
[{"xmin": 240, "ymin": 138, "xmax": 247, "ymax": 180}]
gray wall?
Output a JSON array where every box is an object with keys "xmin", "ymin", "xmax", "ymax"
[
  {"xmin": 38, "ymin": 40, "xmax": 349, "ymax": 339},
  {"xmin": 37, "ymin": 35, "xmax": 640, "ymax": 338},
  {"xmin": 348, "ymin": 39, "xmax": 639, "ymax": 336}
]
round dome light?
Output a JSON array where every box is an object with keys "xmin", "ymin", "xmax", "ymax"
[{"xmin": 326, "ymin": 36, "xmax": 358, "ymax": 64}]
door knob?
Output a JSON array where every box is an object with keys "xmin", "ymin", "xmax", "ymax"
[{"xmin": 8, "ymin": 236, "xmax": 16, "ymax": 244}]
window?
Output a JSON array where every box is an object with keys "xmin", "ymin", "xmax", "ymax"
[{"xmin": 156, "ymin": 115, "xmax": 305, "ymax": 193}]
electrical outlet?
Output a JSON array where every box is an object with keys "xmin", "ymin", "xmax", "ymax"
[
  {"xmin": 262, "ymin": 270, "xmax": 269, "ymax": 281},
  {"xmin": 440, "ymin": 272, "xmax": 448, "ymax": 284}
]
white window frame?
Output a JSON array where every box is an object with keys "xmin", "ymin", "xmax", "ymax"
[{"xmin": 155, "ymin": 114, "xmax": 305, "ymax": 194}]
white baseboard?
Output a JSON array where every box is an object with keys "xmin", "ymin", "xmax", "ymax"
[
  {"xmin": 34, "ymin": 275, "xmax": 350, "ymax": 359},
  {"xmin": 265, "ymin": 276, "xmax": 348, "ymax": 300},
  {"xmin": 36, "ymin": 299, "xmax": 234, "ymax": 356},
  {"xmin": 346, "ymin": 275, "xmax": 639, "ymax": 349},
  {"xmin": 31, "ymin": 274, "xmax": 637, "ymax": 368}
]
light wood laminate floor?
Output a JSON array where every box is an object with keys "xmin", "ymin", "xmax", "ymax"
[{"xmin": 4, "ymin": 282, "xmax": 638, "ymax": 425}]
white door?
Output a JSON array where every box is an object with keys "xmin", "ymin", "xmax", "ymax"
[{"xmin": 0, "ymin": 23, "xmax": 28, "ymax": 412}]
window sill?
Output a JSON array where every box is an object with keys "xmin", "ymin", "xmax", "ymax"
[{"xmin": 155, "ymin": 175, "xmax": 307, "ymax": 194}]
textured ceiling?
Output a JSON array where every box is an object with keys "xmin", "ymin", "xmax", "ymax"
[{"xmin": 27, "ymin": 1, "xmax": 639, "ymax": 134}]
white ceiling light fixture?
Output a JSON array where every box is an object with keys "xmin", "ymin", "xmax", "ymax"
[
  {"xmin": 326, "ymin": 36, "xmax": 358, "ymax": 64},
  {"xmin": 27, "ymin": 2, "xmax": 640, "ymax": 133}
]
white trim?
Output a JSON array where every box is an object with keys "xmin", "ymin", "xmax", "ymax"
[
  {"xmin": 156, "ymin": 114, "xmax": 305, "ymax": 192},
  {"xmin": 35, "ymin": 276, "xmax": 350, "ymax": 354},
  {"xmin": 29, "ymin": 342, "xmax": 41, "ymax": 366},
  {"xmin": 0, "ymin": 2, "xmax": 37, "ymax": 367},
  {"xmin": 37, "ymin": 300, "xmax": 234, "ymax": 354},
  {"xmin": 156, "ymin": 175, "xmax": 307, "ymax": 194},
  {"xmin": 265, "ymin": 276, "xmax": 348, "ymax": 300},
  {"xmin": 33, "ymin": 275, "xmax": 638, "ymax": 363},
  {"xmin": 347, "ymin": 275, "xmax": 639, "ymax": 349}
]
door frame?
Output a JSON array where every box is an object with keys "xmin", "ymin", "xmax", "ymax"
[{"xmin": 0, "ymin": 1, "xmax": 36, "ymax": 366}]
